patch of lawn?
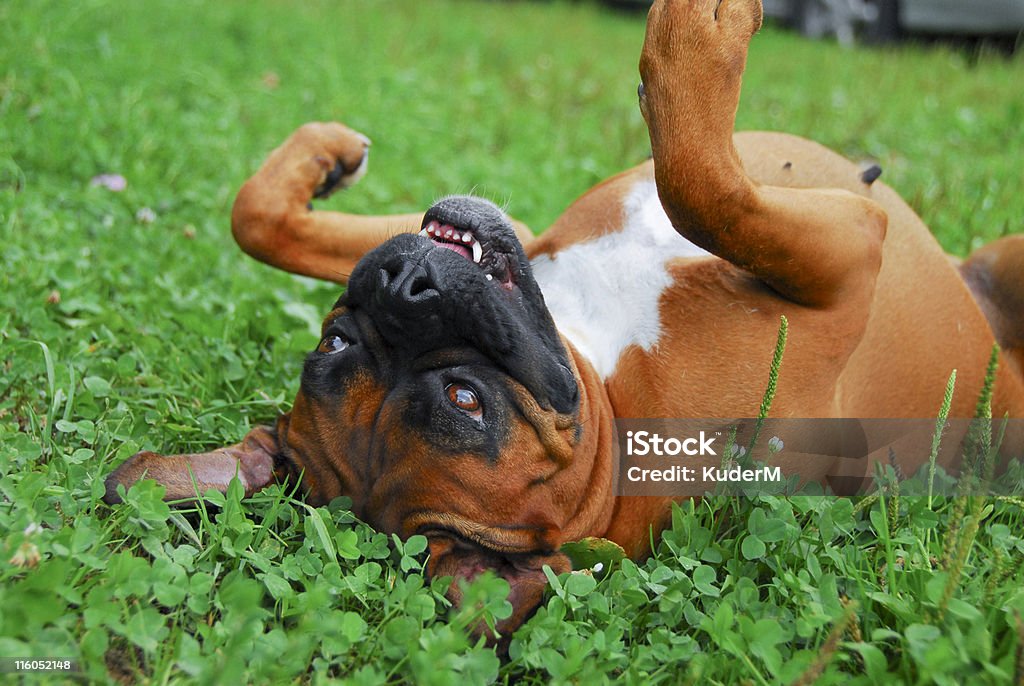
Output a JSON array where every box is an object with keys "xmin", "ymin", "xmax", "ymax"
[{"xmin": 1, "ymin": 0, "xmax": 1022, "ymax": 683}]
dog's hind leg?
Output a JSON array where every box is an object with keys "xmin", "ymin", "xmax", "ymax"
[
  {"xmin": 960, "ymin": 235, "xmax": 1024, "ymax": 380},
  {"xmin": 232, "ymin": 122, "xmax": 533, "ymax": 284},
  {"xmin": 638, "ymin": 0, "xmax": 887, "ymax": 310}
]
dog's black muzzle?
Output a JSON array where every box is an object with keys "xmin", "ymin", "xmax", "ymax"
[{"xmin": 344, "ymin": 196, "xmax": 579, "ymax": 415}]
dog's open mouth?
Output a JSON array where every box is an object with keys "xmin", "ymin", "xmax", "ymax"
[
  {"xmin": 420, "ymin": 221, "xmax": 482, "ymax": 262},
  {"xmin": 419, "ymin": 220, "xmax": 518, "ymax": 291}
]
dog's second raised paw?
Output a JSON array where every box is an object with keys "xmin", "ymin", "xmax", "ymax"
[
  {"xmin": 639, "ymin": 0, "xmax": 762, "ymax": 156},
  {"xmin": 641, "ymin": 0, "xmax": 761, "ymax": 76}
]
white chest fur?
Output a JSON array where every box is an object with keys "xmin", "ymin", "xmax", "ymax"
[{"xmin": 531, "ymin": 181, "xmax": 711, "ymax": 379}]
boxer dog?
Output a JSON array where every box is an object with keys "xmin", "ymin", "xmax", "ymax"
[{"xmin": 105, "ymin": 0, "xmax": 1024, "ymax": 638}]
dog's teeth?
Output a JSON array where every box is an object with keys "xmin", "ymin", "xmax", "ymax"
[
  {"xmin": 418, "ymin": 229, "xmax": 429, "ymax": 237},
  {"xmin": 471, "ymin": 240, "xmax": 482, "ymax": 263},
  {"xmin": 461, "ymin": 233, "xmax": 472, "ymax": 244},
  {"xmin": 444, "ymin": 229, "xmax": 453, "ymax": 239},
  {"xmin": 452, "ymin": 231, "xmax": 462, "ymax": 242}
]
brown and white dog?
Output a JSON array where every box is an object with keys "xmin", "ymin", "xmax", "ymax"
[{"xmin": 105, "ymin": 0, "xmax": 1024, "ymax": 637}]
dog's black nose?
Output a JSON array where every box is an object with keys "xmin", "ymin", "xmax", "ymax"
[{"xmin": 375, "ymin": 255, "xmax": 440, "ymax": 311}]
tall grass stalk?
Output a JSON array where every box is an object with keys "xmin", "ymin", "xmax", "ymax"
[
  {"xmin": 748, "ymin": 315, "xmax": 788, "ymax": 454},
  {"xmin": 935, "ymin": 346, "xmax": 1000, "ymax": 623},
  {"xmin": 790, "ymin": 601, "xmax": 856, "ymax": 686},
  {"xmin": 928, "ymin": 369, "xmax": 957, "ymax": 509}
]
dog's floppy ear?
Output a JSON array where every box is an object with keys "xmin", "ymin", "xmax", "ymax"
[{"xmin": 103, "ymin": 421, "xmax": 284, "ymax": 505}]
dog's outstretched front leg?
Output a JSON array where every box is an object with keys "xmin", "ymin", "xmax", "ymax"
[
  {"xmin": 232, "ymin": 122, "xmax": 533, "ymax": 285},
  {"xmin": 231, "ymin": 122, "xmax": 423, "ymax": 284},
  {"xmin": 639, "ymin": 0, "xmax": 886, "ymax": 308},
  {"xmin": 102, "ymin": 422, "xmax": 287, "ymax": 505}
]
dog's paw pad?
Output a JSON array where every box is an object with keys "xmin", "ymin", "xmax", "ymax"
[{"xmin": 313, "ymin": 152, "xmax": 369, "ymax": 199}]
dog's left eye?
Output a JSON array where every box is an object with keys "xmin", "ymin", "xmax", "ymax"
[
  {"xmin": 317, "ymin": 335, "xmax": 350, "ymax": 354},
  {"xmin": 446, "ymin": 383, "xmax": 482, "ymax": 418}
]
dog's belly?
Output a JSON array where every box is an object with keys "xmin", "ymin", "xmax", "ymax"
[
  {"xmin": 531, "ymin": 178, "xmax": 712, "ymax": 379},
  {"xmin": 531, "ymin": 132, "xmax": 1024, "ymax": 422}
]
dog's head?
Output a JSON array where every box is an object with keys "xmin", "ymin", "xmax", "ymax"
[
  {"xmin": 283, "ymin": 195, "xmax": 585, "ymax": 633},
  {"xmin": 106, "ymin": 196, "xmax": 613, "ymax": 641}
]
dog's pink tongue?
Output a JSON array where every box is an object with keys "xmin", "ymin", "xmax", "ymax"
[{"xmin": 435, "ymin": 241, "xmax": 472, "ymax": 260}]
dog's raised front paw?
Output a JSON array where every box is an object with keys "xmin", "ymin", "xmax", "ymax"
[
  {"xmin": 639, "ymin": 0, "xmax": 761, "ymax": 104},
  {"xmin": 285, "ymin": 122, "xmax": 371, "ymax": 200},
  {"xmin": 639, "ymin": 0, "xmax": 762, "ymax": 157}
]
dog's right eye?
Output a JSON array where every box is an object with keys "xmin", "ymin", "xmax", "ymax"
[
  {"xmin": 317, "ymin": 335, "xmax": 350, "ymax": 354},
  {"xmin": 445, "ymin": 383, "xmax": 483, "ymax": 420}
]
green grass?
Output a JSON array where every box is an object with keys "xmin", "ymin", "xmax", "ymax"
[{"xmin": 2, "ymin": 0, "xmax": 1023, "ymax": 683}]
